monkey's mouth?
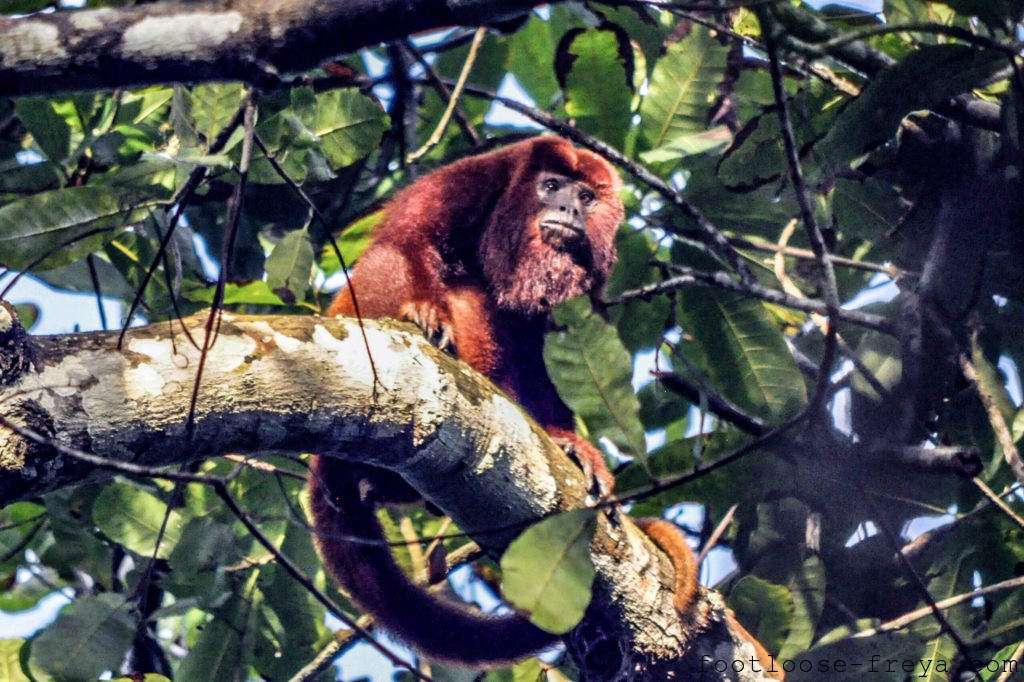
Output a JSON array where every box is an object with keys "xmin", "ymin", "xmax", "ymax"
[{"xmin": 540, "ymin": 220, "xmax": 584, "ymax": 247}]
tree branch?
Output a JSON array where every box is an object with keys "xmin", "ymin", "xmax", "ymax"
[
  {"xmin": 0, "ymin": 0, "xmax": 544, "ymax": 97},
  {"xmin": 0, "ymin": 309, "xmax": 777, "ymax": 679}
]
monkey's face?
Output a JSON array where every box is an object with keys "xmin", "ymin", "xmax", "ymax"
[
  {"xmin": 480, "ymin": 173, "xmax": 620, "ymax": 315},
  {"xmin": 535, "ymin": 174, "xmax": 597, "ymax": 253}
]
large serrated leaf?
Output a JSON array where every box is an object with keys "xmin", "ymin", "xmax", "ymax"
[
  {"xmin": 249, "ymin": 88, "xmax": 386, "ymax": 184},
  {"xmin": 818, "ymin": 45, "xmax": 1005, "ymax": 170},
  {"xmin": 0, "ymin": 186, "xmax": 161, "ymax": 270},
  {"xmin": 676, "ymin": 289, "xmax": 807, "ymax": 419},
  {"xmin": 92, "ymin": 482, "xmax": 184, "ymax": 559},
  {"xmin": 501, "ymin": 509, "xmax": 597, "ymax": 634},
  {"xmin": 545, "ymin": 297, "xmax": 646, "ymax": 458},
  {"xmin": 265, "ymin": 227, "xmax": 313, "ymax": 305},
  {"xmin": 559, "ymin": 28, "xmax": 633, "ymax": 150},
  {"xmin": 639, "ymin": 26, "xmax": 729, "ymax": 152},
  {"xmin": 29, "ymin": 594, "xmax": 137, "ymax": 682}
]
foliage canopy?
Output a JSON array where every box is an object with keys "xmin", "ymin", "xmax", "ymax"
[{"xmin": 1, "ymin": 0, "xmax": 1024, "ymax": 680}]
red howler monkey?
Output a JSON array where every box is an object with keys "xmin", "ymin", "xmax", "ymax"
[
  {"xmin": 310, "ymin": 137, "xmax": 762, "ymax": 670},
  {"xmin": 310, "ymin": 137, "xmax": 620, "ymax": 665}
]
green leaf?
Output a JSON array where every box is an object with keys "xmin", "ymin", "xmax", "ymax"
[
  {"xmin": 833, "ymin": 176, "xmax": 904, "ymax": 240},
  {"xmin": 15, "ymin": 98, "xmax": 71, "ymax": 163},
  {"xmin": 501, "ymin": 509, "xmax": 597, "ymax": 634},
  {"xmin": 481, "ymin": 658, "xmax": 545, "ymax": 682},
  {"xmin": 177, "ymin": 593, "xmax": 252, "ymax": 682},
  {"xmin": 312, "ymin": 89, "xmax": 389, "ymax": 169},
  {"xmin": 728, "ymin": 575, "xmax": 793, "ymax": 652},
  {"xmin": 938, "ymin": 0, "xmax": 1024, "ymax": 27},
  {"xmin": 675, "ymin": 288, "xmax": 807, "ymax": 419},
  {"xmin": 0, "ymin": 640, "xmax": 29, "ymax": 682},
  {"xmin": 639, "ymin": 26, "xmax": 730, "ymax": 152},
  {"xmin": 32, "ymin": 256, "xmax": 133, "ymax": 300},
  {"xmin": 980, "ymin": 643, "xmax": 1024, "ymax": 682},
  {"xmin": 818, "ymin": 45, "xmax": 1005, "ymax": 170},
  {"xmin": 191, "ymin": 83, "xmax": 245, "ymax": 145},
  {"xmin": 253, "ymin": 523, "xmax": 323, "ymax": 680},
  {"xmin": 559, "ymin": 27, "xmax": 633, "ymax": 149},
  {"xmin": 265, "ymin": 227, "xmax": 314, "ymax": 305},
  {"xmin": 0, "ymin": 159, "xmax": 61, "ymax": 193},
  {"xmin": 319, "ymin": 208, "xmax": 384, "ymax": 276},
  {"xmin": 183, "ymin": 281, "xmax": 290, "ymax": 307},
  {"xmin": 0, "ymin": 186, "xmax": 162, "ymax": 271},
  {"xmin": 606, "ymin": 228, "xmax": 672, "ymax": 353},
  {"xmin": 11, "ymin": 304, "xmax": 38, "ymax": 332},
  {"xmin": 29, "ymin": 594, "xmax": 137, "ymax": 682},
  {"xmin": 160, "ymin": 519, "xmax": 233, "ymax": 610},
  {"xmin": 777, "ymin": 555, "xmax": 826, "ymax": 662},
  {"xmin": 249, "ymin": 88, "xmax": 386, "ymax": 184},
  {"xmin": 92, "ymin": 482, "xmax": 183, "ymax": 559},
  {"xmin": 0, "ymin": 0, "xmax": 54, "ymax": 13},
  {"xmin": 546, "ymin": 297, "xmax": 646, "ymax": 458}
]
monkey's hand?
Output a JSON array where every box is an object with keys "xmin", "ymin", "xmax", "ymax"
[
  {"xmin": 399, "ymin": 300, "xmax": 456, "ymax": 354},
  {"xmin": 547, "ymin": 427, "xmax": 615, "ymax": 499}
]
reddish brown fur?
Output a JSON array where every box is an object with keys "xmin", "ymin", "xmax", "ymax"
[
  {"xmin": 636, "ymin": 519, "xmax": 784, "ymax": 680},
  {"xmin": 310, "ymin": 137, "xmax": 623, "ymax": 664}
]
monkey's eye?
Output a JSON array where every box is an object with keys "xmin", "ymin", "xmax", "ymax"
[
  {"xmin": 578, "ymin": 189, "xmax": 596, "ymax": 205},
  {"xmin": 543, "ymin": 178, "xmax": 560, "ymax": 192}
]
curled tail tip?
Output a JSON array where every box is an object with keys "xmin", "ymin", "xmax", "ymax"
[{"xmin": 634, "ymin": 518, "xmax": 699, "ymax": 614}]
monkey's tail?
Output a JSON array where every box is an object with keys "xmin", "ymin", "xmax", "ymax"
[
  {"xmin": 308, "ymin": 456, "xmax": 558, "ymax": 666},
  {"xmin": 633, "ymin": 518, "xmax": 698, "ymax": 614}
]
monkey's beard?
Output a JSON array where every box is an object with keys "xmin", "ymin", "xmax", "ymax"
[{"xmin": 479, "ymin": 221, "xmax": 603, "ymax": 316}]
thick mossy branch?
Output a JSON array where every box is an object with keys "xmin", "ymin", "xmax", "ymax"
[
  {"xmin": 0, "ymin": 0, "xmax": 544, "ymax": 97},
  {"xmin": 0, "ymin": 310, "xmax": 778, "ymax": 679}
]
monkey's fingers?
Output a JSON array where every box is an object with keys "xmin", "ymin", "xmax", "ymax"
[{"xmin": 399, "ymin": 301, "xmax": 457, "ymax": 354}]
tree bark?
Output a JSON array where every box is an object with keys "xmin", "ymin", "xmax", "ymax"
[
  {"xmin": 0, "ymin": 308, "xmax": 777, "ymax": 680},
  {"xmin": 0, "ymin": 0, "xmax": 545, "ymax": 97}
]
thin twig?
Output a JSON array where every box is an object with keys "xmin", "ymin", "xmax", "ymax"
[
  {"xmin": 214, "ymin": 481, "xmax": 430, "ymax": 680},
  {"xmin": 852, "ymin": 575, "xmax": 1024, "ymax": 639},
  {"xmin": 402, "ymin": 41, "xmax": 480, "ymax": 146},
  {"xmin": 117, "ymin": 99, "xmax": 248, "ymax": 350},
  {"xmin": 765, "ymin": 33, "xmax": 840, "ymax": 414},
  {"xmin": 187, "ymin": 95, "xmax": 256, "ymax": 440},
  {"xmin": 731, "ymin": 236, "xmax": 901, "ymax": 276},
  {"xmin": 971, "ymin": 477, "xmax": 1024, "ymax": 532},
  {"xmin": 251, "ymin": 133, "xmax": 383, "ymax": 397},
  {"xmin": 407, "ymin": 26, "xmax": 486, "ymax": 162},
  {"xmin": 609, "ymin": 263, "xmax": 895, "ymax": 334},
  {"xmin": 862, "ymin": 495, "xmax": 973, "ymax": 660},
  {"xmin": 960, "ymin": 347, "xmax": 1024, "ymax": 486},
  {"xmin": 995, "ymin": 641, "xmax": 1024, "ymax": 682}
]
